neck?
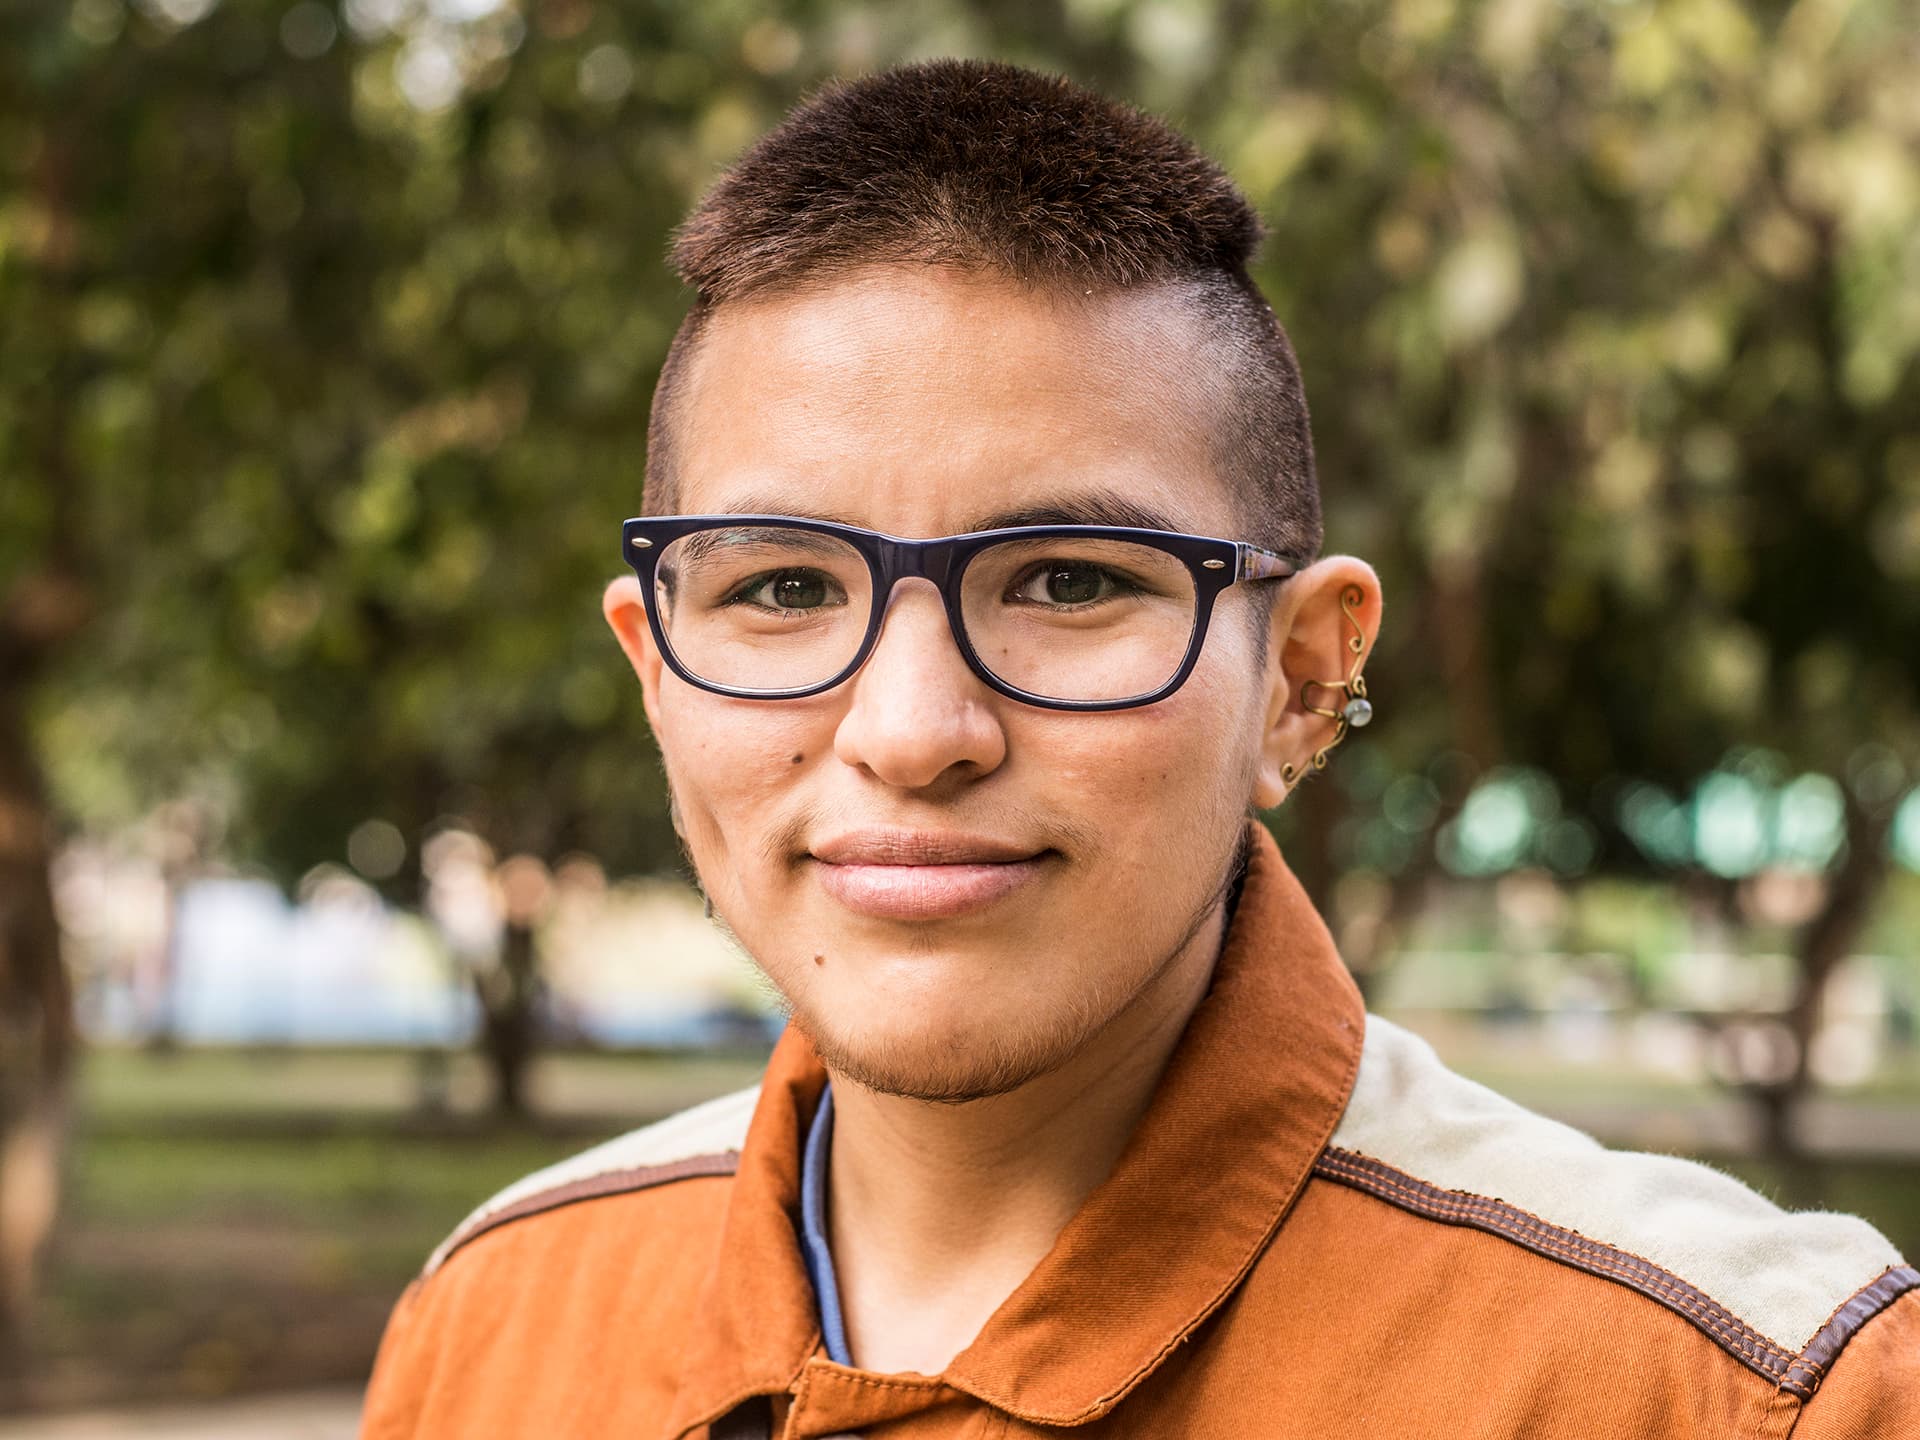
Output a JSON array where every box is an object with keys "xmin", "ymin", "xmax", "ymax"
[{"xmin": 823, "ymin": 897, "xmax": 1228, "ymax": 1375}]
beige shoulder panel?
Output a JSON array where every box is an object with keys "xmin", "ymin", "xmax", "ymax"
[
  {"xmin": 1328, "ymin": 1015, "xmax": 1905, "ymax": 1354},
  {"xmin": 423, "ymin": 1083, "xmax": 760, "ymax": 1278}
]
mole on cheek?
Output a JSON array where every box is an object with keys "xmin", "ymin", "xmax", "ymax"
[
  {"xmin": 791, "ymin": 753, "xmax": 804, "ymax": 764},
  {"xmin": 812, "ymin": 954, "xmax": 825, "ymax": 966}
]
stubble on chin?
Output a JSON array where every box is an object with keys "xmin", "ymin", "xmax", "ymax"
[
  {"xmin": 795, "ymin": 992, "xmax": 1107, "ymax": 1106},
  {"xmin": 667, "ymin": 758, "xmax": 1255, "ymax": 1105},
  {"xmin": 784, "ymin": 820, "xmax": 1253, "ymax": 1107}
]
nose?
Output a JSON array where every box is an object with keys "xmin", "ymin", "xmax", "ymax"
[{"xmin": 832, "ymin": 579, "xmax": 1008, "ymax": 789}]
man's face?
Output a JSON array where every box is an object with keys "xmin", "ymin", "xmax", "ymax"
[{"xmin": 612, "ymin": 266, "xmax": 1280, "ymax": 1102}]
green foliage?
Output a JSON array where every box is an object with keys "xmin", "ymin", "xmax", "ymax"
[
  {"xmin": 1197, "ymin": 0, "xmax": 1920, "ymax": 870},
  {"xmin": 4, "ymin": 0, "xmax": 1916, "ymax": 892}
]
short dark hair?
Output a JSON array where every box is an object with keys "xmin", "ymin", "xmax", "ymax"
[{"xmin": 644, "ymin": 59, "xmax": 1320, "ymax": 565}]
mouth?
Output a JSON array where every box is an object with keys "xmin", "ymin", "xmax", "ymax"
[{"xmin": 807, "ymin": 828, "xmax": 1053, "ymax": 920}]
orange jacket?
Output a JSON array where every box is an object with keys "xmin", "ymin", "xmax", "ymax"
[{"xmin": 361, "ymin": 824, "xmax": 1919, "ymax": 1438}]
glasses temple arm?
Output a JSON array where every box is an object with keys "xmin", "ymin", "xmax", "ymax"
[{"xmin": 1236, "ymin": 544, "xmax": 1302, "ymax": 583}]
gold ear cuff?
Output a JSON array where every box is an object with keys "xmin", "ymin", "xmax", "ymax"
[{"xmin": 1280, "ymin": 585, "xmax": 1372, "ymax": 787}]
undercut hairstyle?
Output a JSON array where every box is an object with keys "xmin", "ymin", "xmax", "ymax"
[{"xmin": 644, "ymin": 58, "xmax": 1322, "ymax": 568}]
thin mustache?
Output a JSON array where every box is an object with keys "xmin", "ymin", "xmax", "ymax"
[
  {"xmin": 810, "ymin": 829, "xmax": 1047, "ymax": 864},
  {"xmin": 760, "ymin": 804, "xmax": 1096, "ymax": 869}
]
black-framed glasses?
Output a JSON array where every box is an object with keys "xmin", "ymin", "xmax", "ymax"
[{"xmin": 620, "ymin": 514, "xmax": 1304, "ymax": 712}]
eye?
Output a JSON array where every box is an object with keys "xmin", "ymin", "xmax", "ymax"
[
  {"xmin": 1009, "ymin": 561, "xmax": 1133, "ymax": 607},
  {"xmin": 725, "ymin": 568, "xmax": 844, "ymax": 611}
]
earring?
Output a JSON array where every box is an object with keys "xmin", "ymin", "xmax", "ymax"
[{"xmin": 1280, "ymin": 585, "xmax": 1374, "ymax": 787}]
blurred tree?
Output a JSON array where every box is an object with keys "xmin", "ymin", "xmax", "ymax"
[
  {"xmin": 0, "ymin": 0, "xmax": 711, "ymax": 1338},
  {"xmin": 2, "ymin": 0, "xmax": 1917, "ymax": 1357},
  {"xmin": 1203, "ymin": 0, "xmax": 1920, "ymax": 1153}
]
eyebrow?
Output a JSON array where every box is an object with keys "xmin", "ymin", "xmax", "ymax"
[
  {"xmin": 706, "ymin": 487, "xmax": 1189, "ymax": 536},
  {"xmin": 671, "ymin": 525, "xmax": 856, "ymax": 569}
]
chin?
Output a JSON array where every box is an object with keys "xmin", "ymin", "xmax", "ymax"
[{"xmin": 791, "ymin": 988, "xmax": 1097, "ymax": 1105}]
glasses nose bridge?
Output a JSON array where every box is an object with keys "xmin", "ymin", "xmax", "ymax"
[
  {"xmin": 865, "ymin": 534, "xmax": 970, "ymax": 664},
  {"xmin": 873, "ymin": 533, "xmax": 958, "ymax": 589}
]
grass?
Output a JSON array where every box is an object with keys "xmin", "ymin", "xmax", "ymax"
[
  {"xmin": 32, "ymin": 1127, "xmax": 607, "ymax": 1410},
  {"xmin": 75, "ymin": 1043, "xmax": 771, "ymax": 1126},
  {"xmin": 66, "ymin": 1129, "xmax": 593, "ymax": 1249},
  {"xmin": 28, "ymin": 1046, "xmax": 774, "ymax": 1411}
]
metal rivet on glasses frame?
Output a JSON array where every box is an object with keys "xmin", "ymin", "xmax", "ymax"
[
  {"xmin": 1202, "ymin": 559, "xmax": 1226, "ymax": 569},
  {"xmin": 631, "ymin": 537, "xmax": 652, "ymax": 549}
]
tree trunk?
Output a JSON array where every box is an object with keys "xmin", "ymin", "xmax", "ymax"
[
  {"xmin": 476, "ymin": 917, "xmax": 539, "ymax": 1118},
  {"xmin": 0, "ymin": 124, "xmax": 89, "ymax": 1398},
  {"xmin": 1754, "ymin": 793, "xmax": 1895, "ymax": 1161},
  {"xmin": 0, "ymin": 686, "xmax": 75, "ymax": 1398}
]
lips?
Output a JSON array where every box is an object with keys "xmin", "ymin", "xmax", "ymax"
[
  {"xmin": 808, "ymin": 829, "xmax": 1051, "ymax": 920},
  {"xmin": 810, "ymin": 828, "xmax": 1044, "ymax": 866}
]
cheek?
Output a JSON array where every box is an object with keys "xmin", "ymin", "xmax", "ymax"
[
  {"xmin": 657, "ymin": 688, "xmax": 829, "ymax": 837},
  {"xmin": 1138, "ymin": 690, "xmax": 1261, "ymax": 843},
  {"xmin": 1020, "ymin": 672, "xmax": 1257, "ymax": 834}
]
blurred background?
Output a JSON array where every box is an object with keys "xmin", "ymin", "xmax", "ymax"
[{"xmin": 2, "ymin": 0, "xmax": 1917, "ymax": 1425}]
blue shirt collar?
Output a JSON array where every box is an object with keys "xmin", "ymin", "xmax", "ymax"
[{"xmin": 798, "ymin": 1081, "xmax": 852, "ymax": 1364}]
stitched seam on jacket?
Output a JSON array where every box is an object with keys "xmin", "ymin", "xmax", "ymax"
[
  {"xmin": 1798, "ymin": 1263, "xmax": 1918, "ymax": 1354},
  {"xmin": 1784, "ymin": 1265, "xmax": 1920, "ymax": 1403},
  {"xmin": 1314, "ymin": 1147, "xmax": 1801, "ymax": 1388},
  {"xmin": 426, "ymin": 1150, "xmax": 740, "ymax": 1279},
  {"xmin": 1315, "ymin": 1149, "xmax": 1790, "ymax": 1370},
  {"xmin": 1325, "ymin": 1158, "xmax": 1786, "ymax": 1372},
  {"xmin": 817, "ymin": 1371, "xmax": 954, "ymax": 1395},
  {"xmin": 1319, "ymin": 1151, "xmax": 1791, "ymax": 1370}
]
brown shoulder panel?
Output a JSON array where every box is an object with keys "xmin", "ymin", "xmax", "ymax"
[
  {"xmin": 431, "ymin": 1151, "xmax": 740, "ymax": 1277},
  {"xmin": 1312, "ymin": 1145, "xmax": 1896, "ymax": 1400}
]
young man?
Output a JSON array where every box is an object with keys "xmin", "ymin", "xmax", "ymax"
[{"xmin": 360, "ymin": 61, "xmax": 1916, "ymax": 1439}]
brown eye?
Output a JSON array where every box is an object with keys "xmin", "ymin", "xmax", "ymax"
[
  {"xmin": 729, "ymin": 568, "xmax": 842, "ymax": 611},
  {"xmin": 771, "ymin": 573, "xmax": 829, "ymax": 609},
  {"xmin": 1011, "ymin": 562, "xmax": 1124, "ymax": 607}
]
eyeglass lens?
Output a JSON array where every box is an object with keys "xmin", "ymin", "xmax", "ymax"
[{"xmin": 652, "ymin": 525, "xmax": 1201, "ymax": 703}]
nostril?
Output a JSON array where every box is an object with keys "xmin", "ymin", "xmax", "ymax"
[{"xmin": 832, "ymin": 674, "xmax": 1008, "ymax": 789}]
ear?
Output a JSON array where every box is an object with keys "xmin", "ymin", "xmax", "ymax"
[
  {"xmin": 602, "ymin": 574, "xmax": 667, "ymax": 735},
  {"xmin": 1252, "ymin": 556, "xmax": 1383, "ymax": 810}
]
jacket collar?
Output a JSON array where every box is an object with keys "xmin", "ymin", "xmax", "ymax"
[{"xmin": 666, "ymin": 819, "xmax": 1365, "ymax": 1435}]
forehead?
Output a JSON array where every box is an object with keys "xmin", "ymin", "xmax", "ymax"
[{"xmin": 669, "ymin": 265, "xmax": 1238, "ymax": 537}]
